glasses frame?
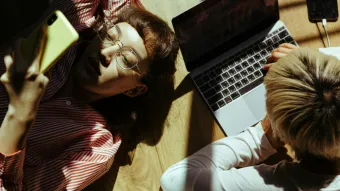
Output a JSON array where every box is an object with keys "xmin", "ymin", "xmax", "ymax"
[{"xmin": 97, "ymin": 22, "xmax": 143, "ymax": 76}]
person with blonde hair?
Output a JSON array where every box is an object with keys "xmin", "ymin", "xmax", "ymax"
[
  {"xmin": 161, "ymin": 44, "xmax": 340, "ymax": 191},
  {"xmin": 0, "ymin": 1, "xmax": 179, "ymax": 190}
]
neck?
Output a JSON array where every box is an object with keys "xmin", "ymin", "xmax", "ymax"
[
  {"xmin": 300, "ymin": 154, "xmax": 340, "ymax": 175},
  {"xmin": 60, "ymin": 74, "xmax": 105, "ymax": 104},
  {"xmin": 72, "ymin": 80, "xmax": 105, "ymax": 103}
]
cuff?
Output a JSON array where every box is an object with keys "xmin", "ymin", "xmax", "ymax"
[{"xmin": 0, "ymin": 148, "xmax": 25, "ymax": 180}]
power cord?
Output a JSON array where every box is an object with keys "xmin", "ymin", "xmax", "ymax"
[{"xmin": 322, "ymin": 19, "xmax": 331, "ymax": 47}]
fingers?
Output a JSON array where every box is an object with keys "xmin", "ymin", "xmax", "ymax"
[
  {"xmin": 270, "ymin": 51, "xmax": 288, "ymax": 60},
  {"xmin": 269, "ymin": 43, "xmax": 297, "ymax": 60},
  {"xmin": 4, "ymin": 55, "xmax": 14, "ymax": 70},
  {"xmin": 262, "ymin": 63, "xmax": 272, "ymax": 70},
  {"xmin": 266, "ymin": 52, "xmax": 287, "ymax": 65},
  {"xmin": 25, "ymin": 71, "xmax": 49, "ymax": 85},
  {"xmin": 279, "ymin": 43, "xmax": 298, "ymax": 50},
  {"xmin": 266, "ymin": 55, "xmax": 278, "ymax": 63},
  {"xmin": 263, "ymin": 43, "xmax": 298, "ymax": 70},
  {"xmin": 267, "ymin": 43, "xmax": 297, "ymax": 62},
  {"xmin": 25, "ymin": 72, "xmax": 39, "ymax": 81},
  {"xmin": 34, "ymin": 26, "xmax": 47, "ymax": 58},
  {"xmin": 2, "ymin": 53, "xmax": 49, "ymax": 86},
  {"xmin": 42, "ymin": 75, "xmax": 49, "ymax": 87},
  {"xmin": 0, "ymin": 73, "xmax": 9, "ymax": 84},
  {"xmin": 30, "ymin": 26, "xmax": 47, "ymax": 73},
  {"xmin": 36, "ymin": 73, "xmax": 50, "ymax": 88},
  {"xmin": 2, "ymin": 55, "xmax": 14, "ymax": 81},
  {"xmin": 274, "ymin": 47, "xmax": 293, "ymax": 55}
]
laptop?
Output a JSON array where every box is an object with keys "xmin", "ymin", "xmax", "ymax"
[{"xmin": 172, "ymin": 0, "xmax": 298, "ymax": 136}]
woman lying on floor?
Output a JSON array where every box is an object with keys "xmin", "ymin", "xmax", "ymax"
[{"xmin": 0, "ymin": 0, "xmax": 179, "ymax": 190}]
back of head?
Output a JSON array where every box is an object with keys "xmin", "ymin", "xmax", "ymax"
[{"xmin": 264, "ymin": 48, "xmax": 340, "ymax": 160}]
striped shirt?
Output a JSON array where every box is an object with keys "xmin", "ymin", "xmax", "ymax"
[{"xmin": 0, "ymin": 0, "xmax": 142, "ymax": 190}]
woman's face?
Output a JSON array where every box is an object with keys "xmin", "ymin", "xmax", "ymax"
[{"xmin": 74, "ymin": 22, "xmax": 149, "ymax": 97}]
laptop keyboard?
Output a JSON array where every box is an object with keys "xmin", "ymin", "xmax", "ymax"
[{"xmin": 193, "ymin": 26, "xmax": 297, "ymax": 112}]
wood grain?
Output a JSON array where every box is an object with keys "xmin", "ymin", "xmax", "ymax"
[
  {"xmin": 86, "ymin": 0, "xmax": 340, "ymax": 190},
  {"xmin": 112, "ymin": 144, "xmax": 163, "ymax": 191}
]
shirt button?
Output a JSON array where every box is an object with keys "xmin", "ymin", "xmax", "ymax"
[{"xmin": 66, "ymin": 101, "xmax": 71, "ymax": 105}]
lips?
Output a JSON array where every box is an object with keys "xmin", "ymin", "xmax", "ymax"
[
  {"xmin": 99, "ymin": 54, "xmax": 109, "ymax": 68},
  {"xmin": 87, "ymin": 57, "xmax": 101, "ymax": 76}
]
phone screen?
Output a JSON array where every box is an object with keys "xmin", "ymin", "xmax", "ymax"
[{"xmin": 307, "ymin": 0, "xmax": 338, "ymax": 22}]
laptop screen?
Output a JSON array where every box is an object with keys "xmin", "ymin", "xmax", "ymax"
[{"xmin": 172, "ymin": 0, "xmax": 279, "ymax": 72}]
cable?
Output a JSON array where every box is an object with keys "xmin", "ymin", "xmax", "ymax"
[{"xmin": 322, "ymin": 19, "xmax": 331, "ymax": 47}]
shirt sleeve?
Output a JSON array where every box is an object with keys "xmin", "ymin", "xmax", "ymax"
[
  {"xmin": 160, "ymin": 123, "xmax": 278, "ymax": 191},
  {"xmin": 50, "ymin": 0, "xmax": 138, "ymax": 31},
  {"xmin": 0, "ymin": 150, "xmax": 25, "ymax": 190},
  {"xmin": 0, "ymin": 127, "xmax": 121, "ymax": 191},
  {"xmin": 101, "ymin": 0, "xmax": 144, "ymax": 23}
]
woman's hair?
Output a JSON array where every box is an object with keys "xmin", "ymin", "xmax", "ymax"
[
  {"xmin": 95, "ymin": 5, "xmax": 179, "ymax": 83},
  {"xmin": 264, "ymin": 48, "xmax": 340, "ymax": 160},
  {"xmin": 116, "ymin": 7, "xmax": 179, "ymax": 82},
  {"xmin": 92, "ymin": 6, "xmax": 179, "ymax": 162}
]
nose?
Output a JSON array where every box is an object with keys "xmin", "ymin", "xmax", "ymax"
[
  {"xmin": 98, "ymin": 53, "xmax": 109, "ymax": 67},
  {"xmin": 100, "ymin": 45, "xmax": 120, "ymax": 66}
]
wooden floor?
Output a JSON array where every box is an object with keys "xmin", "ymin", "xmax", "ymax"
[{"xmin": 85, "ymin": 0, "xmax": 340, "ymax": 190}]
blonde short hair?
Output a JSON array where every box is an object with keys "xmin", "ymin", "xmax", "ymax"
[{"xmin": 264, "ymin": 48, "xmax": 340, "ymax": 160}]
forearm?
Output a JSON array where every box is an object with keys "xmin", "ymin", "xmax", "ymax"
[
  {"xmin": 191, "ymin": 124, "xmax": 277, "ymax": 168},
  {"xmin": 0, "ymin": 105, "xmax": 35, "ymax": 155},
  {"xmin": 0, "ymin": 105, "xmax": 32, "ymax": 190},
  {"xmin": 161, "ymin": 124, "xmax": 277, "ymax": 190}
]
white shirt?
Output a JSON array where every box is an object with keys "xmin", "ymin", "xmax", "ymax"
[{"xmin": 160, "ymin": 123, "xmax": 340, "ymax": 191}]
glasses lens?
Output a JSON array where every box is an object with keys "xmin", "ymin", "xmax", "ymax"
[
  {"xmin": 116, "ymin": 48, "xmax": 139, "ymax": 69},
  {"xmin": 98, "ymin": 25, "xmax": 120, "ymax": 43},
  {"xmin": 107, "ymin": 25, "xmax": 120, "ymax": 42}
]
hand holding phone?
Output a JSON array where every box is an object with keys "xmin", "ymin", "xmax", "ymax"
[
  {"xmin": 1, "ymin": 30, "xmax": 49, "ymax": 116},
  {"xmin": 21, "ymin": 10, "xmax": 79, "ymax": 74}
]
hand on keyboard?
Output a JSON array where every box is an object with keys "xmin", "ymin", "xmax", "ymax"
[{"xmin": 263, "ymin": 43, "xmax": 298, "ymax": 70}]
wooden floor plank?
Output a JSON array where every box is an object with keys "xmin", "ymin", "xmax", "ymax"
[{"xmin": 86, "ymin": 0, "xmax": 338, "ymax": 190}]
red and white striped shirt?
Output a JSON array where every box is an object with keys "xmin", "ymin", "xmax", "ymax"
[{"xmin": 0, "ymin": 0, "xmax": 142, "ymax": 190}]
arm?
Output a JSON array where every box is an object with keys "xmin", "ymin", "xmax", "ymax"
[
  {"xmin": 0, "ymin": 33, "xmax": 49, "ymax": 190},
  {"xmin": 23, "ymin": 127, "xmax": 121, "ymax": 191},
  {"xmin": 0, "ymin": 124, "xmax": 121, "ymax": 191},
  {"xmin": 0, "ymin": 110, "xmax": 31, "ymax": 190},
  {"xmin": 160, "ymin": 123, "xmax": 278, "ymax": 191},
  {"xmin": 0, "ymin": 106, "xmax": 37, "ymax": 190}
]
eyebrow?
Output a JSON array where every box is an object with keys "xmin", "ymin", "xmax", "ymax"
[{"xmin": 112, "ymin": 24, "xmax": 143, "ymax": 60}]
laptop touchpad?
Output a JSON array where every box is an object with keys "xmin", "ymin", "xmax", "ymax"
[{"xmin": 243, "ymin": 84, "xmax": 267, "ymax": 121}]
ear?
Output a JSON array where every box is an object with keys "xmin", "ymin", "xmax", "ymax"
[{"xmin": 124, "ymin": 84, "xmax": 148, "ymax": 97}]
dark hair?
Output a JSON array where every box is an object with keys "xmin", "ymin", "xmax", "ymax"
[
  {"xmin": 92, "ymin": 6, "xmax": 179, "ymax": 164},
  {"xmin": 116, "ymin": 7, "xmax": 179, "ymax": 82},
  {"xmin": 94, "ymin": 6, "xmax": 179, "ymax": 84}
]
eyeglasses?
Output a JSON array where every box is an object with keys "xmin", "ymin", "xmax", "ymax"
[{"xmin": 96, "ymin": 23, "xmax": 143, "ymax": 75}]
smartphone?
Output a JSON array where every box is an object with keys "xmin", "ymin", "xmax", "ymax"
[
  {"xmin": 21, "ymin": 10, "xmax": 79, "ymax": 74},
  {"xmin": 307, "ymin": 0, "xmax": 338, "ymax": 22}
]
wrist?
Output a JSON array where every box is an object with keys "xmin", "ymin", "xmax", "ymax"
[
  {"xmin": 7, "ymin": 104, "xmax": 37, "ymax": 122},
  {"xmin": 0, "ymin": 106, "xmax": 36, "ymax": 154},
  {"xmin": 4, "ymin": 107, "xmax": 35, "ymax": 136}
]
